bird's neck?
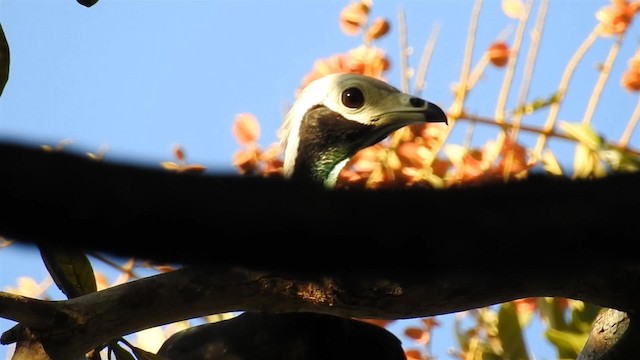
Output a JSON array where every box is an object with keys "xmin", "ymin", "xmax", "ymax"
[{"xmin": 287, "ymin": 105, "xmax": 372, "ymax": 187}]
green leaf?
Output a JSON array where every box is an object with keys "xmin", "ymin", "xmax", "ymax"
[
  {"xmin": 510, "ymin": 92, "xmax": 560, "ymax": 115},
  {"xmin": 0, "ymin": 21, "xmax": 9, "ymax": 97},
  {"xmin": 569, "ymin": 301, "xmax": 601, "ymax": 334},
  {"xmin": 497, "ymin": 302, "xmax": 529, "ymax": 360},
  {"xmin": 39, "ymin": 246, "xmax": 97, "ymax": 299},
  {"xmin": 537, "ymin": 297, "xmax": 568, "ymax": 331},
  {"xmin": 545, "ymin": 328, "xmax": 589, "ymax": 358},
  {"xmin": 110, "ymin": 343, "xmax": 136, "ymax": 360},
  {"xmin": 599, "ymin": 147, "xmax": 640, "ymax": 173},
  {"xmin": 559, "ymin": 121, "xmax": 603, "ymax": 151}
]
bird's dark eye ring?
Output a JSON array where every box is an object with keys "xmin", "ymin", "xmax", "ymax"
[{"xmin": 341, "ymin": 87, "xmax": 365, "ymax": 109}]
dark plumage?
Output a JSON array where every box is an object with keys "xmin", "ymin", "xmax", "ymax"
[
  {"xmin": 156, "ymin": 73, "xmax": 447, "ymax": 359},
  {"xmin": 157, "ymin": 312, "xmax": 406, "ymax": 360}
]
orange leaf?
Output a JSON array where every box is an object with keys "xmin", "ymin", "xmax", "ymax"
[
  {"xmin": 405, "ymin": 349, "xmax": 422, "ymax": 360},
  {"xmin": 232, "ymin": 113, "xmax": 261, "ymax": 145},
  {"xmin": 487, "ymin": 41, "xmax": 510, "ymax": 67},
  {"xmin": 172, "ymin": 144, "xmax": 185, "ymax": 162},
  {"xmin": 396, "ymin": 142, "xmax": 431, "ymax": 167},
  {"xmin": 339, "ymin": 2, "xmax": 369, "ymax": 36},
  {"xmin": 180, "ymin": 164, "xmax": 207, "ymax": 174},
  {"xmin": 420, "ymin": 317, "xmax": 440, "ymax": 329},
  {"xmin": 355, "ymin": 318, "xmax": 394, "ymax": 328},
  {"xmin": 596, "ymin": 2, "xmax": 636, "ymax": 37},
  {"xmin": 404, "ymin": 327, "xmax": 430, "ymax": 344},
  {"xmin": 366, "ymin": 17, "xmax": 390, "ymax": 41},
  {"xmin": 621, "ymin": 69, "xmax": 640, "ymax": 92},
  {"xmin": 160, "ymin": 161, "xmax": 180, "ymax": 171},
  {"xmin": 233, "ymin": 148, "xmax": 259, "ymax": 175}
]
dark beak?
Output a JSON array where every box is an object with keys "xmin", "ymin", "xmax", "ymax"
[{"xmin": 424, "ymin": 101, "xmax": 448, "ymax": 125}]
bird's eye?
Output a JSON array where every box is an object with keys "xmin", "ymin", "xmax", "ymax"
[{"xmin": 341, "ymin": 87, "xmax": 365, "ymax": 109}]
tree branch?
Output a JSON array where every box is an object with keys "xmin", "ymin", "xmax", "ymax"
[{"xmin": 1, "ymin": 141, "xmax": 640, "ymax": 358}]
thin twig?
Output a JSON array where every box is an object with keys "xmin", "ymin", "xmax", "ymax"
[
  {"xmin": 532, "ymin": 24, "xmax": 602, "ymax": 162},
  {"xmin": 582, "ymin": 34, "xmax": 625, "ymax": 126},
  {"xmin": 414, "ymin": 22, "xmax": 441, "ymax": 97},
  {"xmin": 398, "ymin": 6, "xmax": 410, "ymax": 94},
  {"xmin": 449, "ymin": 0, "xmax": 483, "ymax": 118},
  {"xmin": 88, "ymin": 252, "xmax": 140, "ymax": 279},
  {"xmin": 495, "ymin": 0, "xmax": 534, "ymax": 125},
  {"xmin": 619, "ymin": 95, "xmax": 640, "ymax": 148},
  {"xmin": 462, "ymin": 122, "xmax": 475, "ymax": 150},
  {"xmin": 511, "ymin": 0, "xmax": 549, "ymax": 140},
  {"xmin": 466, "ymin": 55, "xmax": 490, "ymax": 91},
  {"xmin": 459, "ymin": 112, "xmax": 640, "ymax": 157},
  {"xmin": 428, "ymin": 0, "xmax": 483, "ymax": 168}
]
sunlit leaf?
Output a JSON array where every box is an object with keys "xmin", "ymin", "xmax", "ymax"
[
  {"xmin": 599, "ymin": 147, "xmax": 640, "ymax": 173},
  {"xmin": 559, "ymin": 121, "xmax": 603, "ymax": 151},
  {"xmin": 404, "ymin": 349, "xmax": 422, "ymax": 360},
  {"xmin": 404, "ymin": 327, "xmax": 430, "ymax": 344},
  {"xmin": 542, "ymin": 149, "xmax": 564, "ymax": 176},
  {"xmin": 537, "ymin": 297, "xmax": 569, "ymax": 330},
  {"xmin": 4, "ymin": 276, "xmax": 49, "ymax": 298},
  {"xmin": 180, "ymin": 164, "xmax": 207, "ymax": 174},
  {"xmin": 545, "ymin": 328, "xmax": 589, "ymax": 358},
  {"xmin": 0, "ymin": 22, "xmax": 9, "ymax": 97},
  {"xmin": 160, "ymin": 161, "xmax": 181, "ymax": 171},
  {"xmin": 134, "ymin": 327, "xmax": 167, "ymax": 355},
  {"xmin": 232, "ymin": 113, "xmax": 260, "ymax": 145},
  {"xmin": 573, "ymin": 144, "xmax": 596, "ymax": 179},
  {"xmin": 502, "ymin": 0, "xmax": 525, "ymax": 19},
  {"xmin": 110, "ymin": 342, "xmax": 136, "ymax": 360},
  {"xmin": 443, "ymin": 144, "xmax": 466, "ymax": 166},
  {"xmin": 453, "ymin": 314, "xmax": 474, "ymax": 351},
  {"xmin": 39, "ymin": 246, "xmax": 97, "ymax": 299},
  {"xmin": 498, "ymin": 302, "xmax": 529, "ymax": 360},
  {"xmin": 172, "ymin": 144, "xmax": 185, "ymax": 162},
  {"xmin": 569, "ymin": 302, "xmax": 601, "ymax": 334},
  {"xmin": 366, "ymin": 17, "xmax": 390, "ymax": 41},
  {"xmin": 339, "ymin": 1, "xmax": 369, "ymax": 36}
]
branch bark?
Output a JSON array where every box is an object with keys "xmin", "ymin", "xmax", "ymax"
[{"xmin": 0, "ymin": 262, "xmax": 639, "ymax": 359}]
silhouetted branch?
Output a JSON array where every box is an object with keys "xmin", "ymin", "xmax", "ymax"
[{"xmin": 1, "ymin": 141, "xmax": 640, "ymax": 358}]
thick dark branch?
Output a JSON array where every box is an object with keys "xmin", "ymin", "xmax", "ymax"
[
  {"xmin": 1, "ymin": 141, "xmax": 640, "ymax": 358},
  {"xmin": 0, "ymin": 292, "xmax": 58, "ymax": 328},
  {"xmin": 0, "ymin": 263, "xmax": 637, "ymax": 359},
  {"xmin": 0, "ymin": 141, "xmax": 639, "ymax": 302},
  {"xmin": 0, "ymin": 141, "xmax": 637, "ymax": 269}
]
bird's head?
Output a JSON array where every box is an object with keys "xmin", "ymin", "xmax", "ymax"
[{"xmin": 279, "ymin": 73, "xmax": 448, "ymax": 188}]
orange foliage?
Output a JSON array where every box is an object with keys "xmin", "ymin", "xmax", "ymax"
[
  {"xmin": 596, "ymin": 0, "xmax": 640, "ymax": 36},
  {"xmin": 487, "ymin": 41, "xmax": 510, "ymax": 67}
]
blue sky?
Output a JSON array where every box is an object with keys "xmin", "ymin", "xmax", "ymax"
[{"xmin": 1, "ymin": 0, "xmax": 638, "ymax": 359}]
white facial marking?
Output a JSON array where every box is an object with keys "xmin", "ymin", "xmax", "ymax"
[{"xmin": 278, "ymin": 73, "xmax": 435, "ymax": 179}]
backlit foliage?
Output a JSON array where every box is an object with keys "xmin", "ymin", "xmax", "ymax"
[{"xmin": 232, "ymin": 0, "xmax": 640, "ymax": 191}]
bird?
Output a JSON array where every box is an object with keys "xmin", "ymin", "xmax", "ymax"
[
  {"xmin": 157, "ymin": 311, "xmax": 407, "ymax": 360},
  {"xmin": 279, "ymin": 72, "xmax": 448, "ymax": 188},
  {"xmin": 156, "ymin": 73, "xmax": 447, "ymax": 359}
]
